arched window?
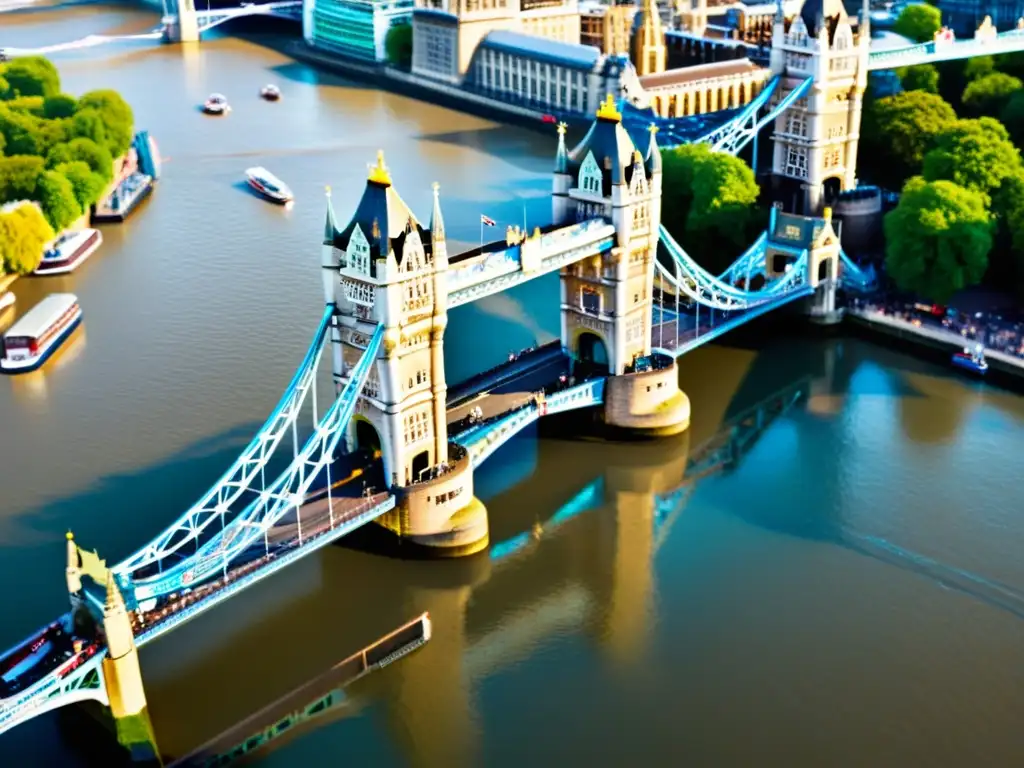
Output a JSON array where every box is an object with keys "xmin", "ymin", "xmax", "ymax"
[{"xmin": 579, "ymin": 151, "xmax": 602, "ymax": 196}]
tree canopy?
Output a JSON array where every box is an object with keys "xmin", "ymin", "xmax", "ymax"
[
  {"xmin": 893, "ymin": 4, "xmax": 941, "ymax": 43},
  {"xmin": 922, "ymin": 117, "xmax": 1022, "ymax": 202},
  {"xmin": 860, "ymin": 90, "xmax": 957, "ymax": 190},
  {"xmin": 0, "ymin": 202, "xmax": 54, "ymax": 276},
  {"xmin": 884, "ymin": 177, "xmax": 993, "ymax": 302},
  {"xmin": 662, "ymin": 143, "xmax": 762, "ymax": 273},
  {"xmin": 384, "ymin": 24, "xmax": 413, "ymax": 69},
  {"xmin": 964, "ymin": 56, "xmax": 995, "ymax": 82},
  {"xmin": 899, "ymin": 65, "xmax": 939, "ymax": 94},
  {"xmin": 961, "ymin": 72, "xmax": 1023, "ymax": 117},
  {"xmin": 0, "ymin": 57, "xmax": 135, "ymax": 273},
  {"xmin": 1000, "ymin": 90, "xmax": 1024, "ymax": 146},
  {"xmin": 0, "ymin": 57, "xmax": 60, "ymax": 99}
]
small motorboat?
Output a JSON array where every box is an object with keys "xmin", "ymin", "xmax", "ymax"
[
  {"xmin": 952, "ymin": 344, "xmax": 988, "ymax": 375},
  {"xmin": 260, "ymin": 84, "xmax": 281, "ymax": 101},
  {"xmin": 203, "ymin": 93, "xmax": 230, "ymax": 115},
  {"xmin": 245, "ymin": 166, "xmax": 293, "ymax": 204}
]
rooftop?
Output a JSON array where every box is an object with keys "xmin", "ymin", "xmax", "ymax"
[
  {"xmin": 479, "ymin": 30, "xmax": 603, "ymax": 70},
  {"xmin": 639, "ymin": 58, "xmax": 763, "ymax": 88}
]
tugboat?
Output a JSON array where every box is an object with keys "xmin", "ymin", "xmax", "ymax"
[
  {"xmin": 952, "ymin": 343, "xmax": 988, "ymax": 375},
  {"xmin": 260, "ymin": 84, "xmax": 281, "ymax": 101},
  {"xmin": 203, "ymin": 93, "xmax": 230, "ymax": 115},
  {"xmin": 245, "ymin": 167, "xmax": 293, "ymax": 205}
]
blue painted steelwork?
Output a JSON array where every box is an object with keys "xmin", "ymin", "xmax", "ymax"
[
  {"xmin": 133, "ymin": 131, "xmax": 160, "ymax": 180},
  {"xmin": 700, "ymin": 76, "xmax": 813, "ymax": 156},
  {"xmin": 0, "ymin": 645, "xmax": 107, "ymax": 735},
  {"xmin": 867, "ymin": 29, "xmax": 1024, "ymax": 70},
  {"xmin": 113, "ymin": 306, "xmax": 335, "ymax": 581},
  {"xmin": 127, "ymin": 324, "xmax": 386, "ymax": 601}
]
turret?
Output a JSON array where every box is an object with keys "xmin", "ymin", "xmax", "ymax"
[
  {"xmin": 553, "ymin": 122, "xmax": 572, "ymax": 225},
  {"xmin": 65, "ymin": 531, "xmax": 81, "ymax": 595},
  {"xmin": 322, "ymin": 187, "xmax": 339, "ymax": 306},
  {"xmin": 430, "ymin": 182, "xmax": 447, "ymax": 269},
  {"xmin": 646, "ymin": 125, "xmax": 663, "ymax": 237},
  {"xmin": 770, "ymin": 0, "xmax": 786, "ymax": 74},
  {"xmin": 103, "ymin": 572, "xmax": 134, "ymax": 660}
]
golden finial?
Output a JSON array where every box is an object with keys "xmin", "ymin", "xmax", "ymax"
[
  {"xmin": 595, "ymin": 94, "xmax": 621, "ymax": 122},
  {"xmin": 648, "ymin": 123, "xmax": 659, "ymax": 135},
  {"xmin": 325, "ymin": 185, "xmax": 332, "ymax": 196},
  {"xmin": 66, "ymin": 531, "xmax": 74, "ymax": 541},
  {"xmin": 367, "ymin": 150, "xmax": 392, "ymax": 186},
  {"xmin": 557, "ymin": 121, "xmax": 568, "ymax": 136},
  {"xmin": 823, "ymin": 206, "xmax": 832, "ymax": 221},
  {"xmin": 432, "ymin": 181, "xmax": 440, "ymax": 193}
]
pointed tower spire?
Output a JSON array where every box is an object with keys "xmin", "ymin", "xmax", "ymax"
[
  {"xmin": 430, "ymin": 182, "xmax": 445, "ymax": 242},
  {"xmin": 65, "ymin": 531, "xmax": 82, "ymax": 595},
  {"xmin": 323, "ymin": 185, "xmax": 338, "ymax": 245},
  {"xmin": 645, "ymin": 124, "xmax": 662, "ymax": 176},
  {"xmin": 859, "ymin": 0, "xmax": 870, "ymax": 38},
  {"xmin": 775, "ymin": 0, "xmax": 784, "ymax": 23},
  {"xmin": 555, "ymin": 122, "xmax": 569, "ymax": 174},
  {"xmin": 367, "ymin": 150, "xmax": 392, "ymax": 186}
]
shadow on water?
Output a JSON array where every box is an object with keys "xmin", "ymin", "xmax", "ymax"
[
  {"xmin": 0, "ymin": 422, "xmax": 262, "ymax": 645},
  {"xmin": 415, "ymin": 127, "xmax": 553, "ymax": 176}
]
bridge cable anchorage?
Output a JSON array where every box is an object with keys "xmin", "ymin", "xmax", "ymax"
[
  {"xmin": 129, "ymin": 324, "xmax": 387, "ymax": 601},
  {"xmin": 113, "ymin": 306, "xmax": 335, "ymax": 579}
]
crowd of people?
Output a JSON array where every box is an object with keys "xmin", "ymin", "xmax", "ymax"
[{"xmin": 847, "ymin": 296, "xmax": 1024, "ymax": 361}]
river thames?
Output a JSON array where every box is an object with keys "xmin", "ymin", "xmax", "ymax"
[{"xmin": 3, "ymin": 7, "xmax": 1024, "ymax": 766}]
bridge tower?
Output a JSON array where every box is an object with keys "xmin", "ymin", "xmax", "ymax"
[
  {"xmin": 165, "ymin": 0, "xmax": 200, "ymax": 44},
  {"xmin": 764, "ymin": 205, "xmax": 842, "ymax": 323},
  {"xmin": 552, "ymin": 100, "xmax": 690, "ymax": 436},
  {"xmin": 768, "ymin": 0, "xmax": 870, "ymax": 214},
  {"xmin": 633, "ymin": 0, "xmax": 667, "ymax": 76},
  {"xmin": 322, "ymin": 157, "xmax": 488, "ymax": 556},
  {"xmin": 101, "ymin": 574, "xmax": 160, "ymax": 762}
]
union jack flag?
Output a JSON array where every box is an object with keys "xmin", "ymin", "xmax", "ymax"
[{"xmin": 480, "ymin": 214, "xmax": 496, "ymax": 227}]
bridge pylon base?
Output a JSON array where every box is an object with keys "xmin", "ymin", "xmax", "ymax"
[
  {"xmin": 602, "ymin": 361, "xmax": 691, "ymax": 437},
  {"xmin": 377, "ymin": 444, "xmax": 489, "ymax": 558}
]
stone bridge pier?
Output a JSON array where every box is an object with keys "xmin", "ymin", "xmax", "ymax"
[{"xmin": 163, "ymin": 0, "xmax": 199, "ymax": 43}]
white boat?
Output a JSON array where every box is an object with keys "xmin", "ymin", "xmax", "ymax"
[
  {"xmin": 203, "ymin": 93, "xmax": 230, "ymax": 115},
  {"xmin": 245, "ymin": 167, "xmax": 293, "ymax": 204},
  {"xmin": 1, "ymin": 294, "xmax": 82, "ymax": 374},
  {"xmin": 34, "ymin": 229, "xmax": 102, "ymax": 276},
  {"xmin": 260, "ymin": 84, "xmax": 281, "ymax": 101},
  {"xmin": 0, "ymin": 292, "xmax": 13, "ymax": 313}
]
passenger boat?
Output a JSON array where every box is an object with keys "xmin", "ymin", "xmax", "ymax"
[
  {"xmin": 92, "ymin": 172, "xmax": 154, "ymax": 224},
  {"xmin": 203, "ymin": 93, "xmax": 230, "ymax": 115},
  {"xmin": 260, "ymin": 84, "xmax": 281, "ymax": 101},
  {"xmin": 34, "ymin": 229, "xmax": 102, "ymax": 276},
  {"xmin": 0, "ymin": 294, "xmax": 82, "ymax": 374},
  {"xmin": 952, "ymin": 345, "xmax": 988, "ymax": 375},
  {"xmin": 245, "ymin": 166, "xmax": 293, "ymax": 204}
]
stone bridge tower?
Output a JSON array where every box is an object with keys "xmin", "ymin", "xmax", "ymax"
[
  {"xmin": 764, "ymin": 206, "xmax": 842, "ymax": 323},
  {"xmin": 322, "ymin": 157, "xmax": 488, "ymax": 556},
  {"xmin": 164, "ymin": 0, "xmax": 200, "ymax": 43},
  {"xmin": 769, "ymin": 0, "xmax": 870, "ymax": 214},
  {"xmin": 552, "ymin": 102, "xmax": 690, "ymax": 436}
]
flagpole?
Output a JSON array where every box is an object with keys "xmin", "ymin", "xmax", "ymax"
[{"xmin": 479, "ymin": 215, "xmax": 483, "ymax": 251}]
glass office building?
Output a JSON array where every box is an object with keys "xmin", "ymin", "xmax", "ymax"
[{"xmin": 304, "ymin": 0, "xmax": 415, "ymax": 62}]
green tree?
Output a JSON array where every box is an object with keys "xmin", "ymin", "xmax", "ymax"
[
  {"xmin": 34, "ymin": 169, "xmax": 81, "ymax": 231},
  {"xmin": 0, "ymin": 74, "xmax": 8, "ymax": 101},
  {"xmin": 0, "ymin": 105, "xmax": 43, "ymax": 156},
  {"xmin": 1, "ymin": 57, "xmax": 60, "ymax": 99},
  {"xmin": 860, "ymin": 90, "xmax": 957, "ymax": 190},
  {"xmin": 0, "ymin": 155, "xmax": 45, "ymax": 203},
  {"xmin": 893, "ymin": 4, "xmax": 941, "ymax": 43},
  {"xmin": 5, "ymin": 96, "xmax": 45, "ymax": 117},
  {"xmin": 46, "ymin": 137, "xmax": 113, "ymax": 182},
  {"xmin": 922, "ymin": 117, "xmax": 1022, "ymax": 202},
  {"xmin": 68, "ymin": 109, "xmax": 108, "ymax": 147},
  {"xmin": 0, "ymin": 202, "xmax": 54, "ymax": 275},
  {"xmin": 662, "ymin": 143, "xmax": 761, "ymax": 272},
  {"xmin": 964, "ymin": 55, "xmax": 995, "ymax": 82},
  {"xmin": 75, "ymin": 89, "xmax": 133, "ymax": 156},
  {"xmin": 43, "ymin": 93, "xmax": 77, "ymax": 120},
  {"xmin": 898, "ymin": 65, "xmax": 939, "ymax": 94},
  {"xmin": 384, "ymin": 23, "xmax": 413, "ymax": 69},
  {"xmin": 55, "ymin": 161, "xmax": 106, "ymax": 209},
  {"xmin": 961, "ymin": 72, "xmax": 1022, "ymax": 116},
  {"xmin": 884, "ymin": 177, "xmax": 992, "ymax": 302},
  {"xmin": 1000, "ymin": 90, "xmax": 1024, "ymax": 146}
]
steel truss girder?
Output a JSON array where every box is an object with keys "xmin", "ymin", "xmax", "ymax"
[
  {"xmin": 114, "ymin": 306, "xmax": 335, "ymax": 577},
  {"xmin": 128, "ymin": 324, "xmax": 385, "ymax": 600},
  {"xmin": 696, "ymin": 76, "xmax": 814, "ymax": 157}
]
